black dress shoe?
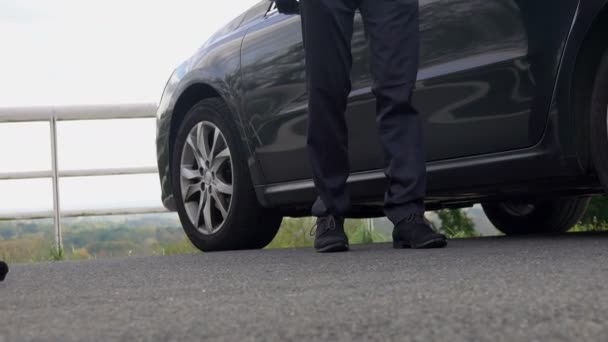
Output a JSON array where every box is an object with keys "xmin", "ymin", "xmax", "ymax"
[
  {"xmin": 311, "ymin": 215, "xmax": 349, "ymax": 253},
  {"xmin": 393, "ymin": 213, "xmax": 447, "ymax": 249}
]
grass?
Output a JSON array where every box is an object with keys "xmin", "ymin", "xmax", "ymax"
[
  {"xmin": 571, "ymin": 217, "xmax": 608, "ymax": 233},
  {"xmin": 0, "ymin": 218, "xmax": 392, "ymax": 263},
  {"xmin": 0, "ymin": 237, "xmax": 56, "ymax": 264},
  {"xmin": 49, "ymin": 246, "xmax": 65, "ymax": 261},
  {"xmin": 10, "ymin": 215, "xmax": 608, "ymax": 264},
  {"xmin": 152, "ymin": 239, "xmax": 200, "ymax": 256},
  {"xmin": 266, "ymin": 217, "xmax": 390, "ymax": 249}
]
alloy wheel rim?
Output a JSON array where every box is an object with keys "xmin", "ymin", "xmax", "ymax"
[{"xmin": 180, "ymin": 121, "xmax": 234, "ymax": 235}]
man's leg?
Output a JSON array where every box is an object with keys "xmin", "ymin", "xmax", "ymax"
[
  {"xmin": 301, "ymin": 0, "xmax": 357, "ymax": 218},
  {"xmin": 301, "ymin": 0, "xmax": 357, "ymax": 252},
  {"xmin": 359, "ymin": 0, "xmax": 446, "ymax": 249},
  {"xmin": 359, "ymin": 0, "xmax": 425, "ymax": 225}
]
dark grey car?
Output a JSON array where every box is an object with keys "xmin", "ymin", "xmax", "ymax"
[{"xmin": 156, "ymin": 0, "xmax": 608, "ymax": 251}]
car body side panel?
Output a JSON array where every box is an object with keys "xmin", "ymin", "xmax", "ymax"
[
  {"xmin": 240, "ymin": 14, "xmax": 308, "ymax": 185},
  {"xmin": 350, "ymin": 0, "xmax": 536, "ymax": 172},
  {"xmin": 240, "ymin": 0, "xmax": 579, "ymax": 185},
  {"xmin": 258, "ymin": 0, "xmax": 608, "ymax": 211}
]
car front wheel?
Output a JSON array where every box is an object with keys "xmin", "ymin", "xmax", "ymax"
[
  {"xmin": 481, "ymin": 197, "xmax": 590, "ymax": 235},
  {"xmin": 171, "ymin": 98, "xmax": 283, "ymax": 252}
]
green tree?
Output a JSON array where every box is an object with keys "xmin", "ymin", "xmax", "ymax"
[
  {"xmin": 266, "ymin": 217, "xmax": 314, "ymax": 249},
  {"xmin": 266, "ymin": 217, "xmax": 389, "ymax": 249},
  {"xmin": 581, "ymin": 196, "xmax": 608, "ymax": 224},
  {"xmin": 436, "ymin": 209, "xmax": 478, "ymax": 238},
  {"xmin": 344, "ymin": 219, "xmax": 388, "ymax": 244},
  {"xmin": 572, "ymin": 195, "xmax": 608, "ymax": 232}
]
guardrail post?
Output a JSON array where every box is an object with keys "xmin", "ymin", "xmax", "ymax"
[{"xmin": 49, "ymin": 115, "xmax": 63, "ymax": 252}]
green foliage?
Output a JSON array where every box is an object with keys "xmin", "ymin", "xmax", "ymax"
[
  {"xmin": 572, "ymin": 197, "xmax": 608, "ymax": 232},
  {"xmin": 266, "ymin": 217, "xmax": 314, "ymax": 249},
  {"xmin": 11, "ymin": 197, "xmax": 608, "ymax": 264},
  {"xmin": 152, "ymin": 239, "xmax": 199, "ymax": 256},
  {"xmin": 580, "ymin": 196, "xmax": 608, "ymax": 225},
  {"xmin": 0, "ymin": 236, "xmax": 55, "ymax": 263},
  {"xmin": 50, "ymin": 246, "xmax": 65, "ymax": 261},
  {"xmin": 571, "ymin": 221, "xmax": 608, "ymax": 232},
  {"xmin": 344, "ymin": 219, "xmax": 389, "ymax": 244},
  {"xmin": 566, "ymin": 196, "xmax": 608, "ymax": 232},
  {"xmin": 0, "ymin": 219, "xmax": 54, "ymax": 241},
  {"xmin": 85, "ymin": 240, "xmax": 139, "ymax": 257},
  {"xmin": 0, "ymin": 214, "xmax": 192, "ymax": 263},
  {"xmin": 266, "ymin": 217, "xmax": 390, "ymax": 249},
  {"xmin": 435, "ymin": 209, "xmax": 478, "ymax": 239},
  {"xmin": 0, "ymin": 209, "xmax": 483, "ymax": 263}
]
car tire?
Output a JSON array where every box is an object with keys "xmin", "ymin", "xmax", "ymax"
[
  {"xmin": 481, "ymin": 197, "xmax": 590, "ymax": 235},
  {"xmin": 591, "ymin": 48, "xmax": 608, "ymax": 189},
  {"xmin": 171, "ymin": 98, "xmax": 283, "ymax": 252}
]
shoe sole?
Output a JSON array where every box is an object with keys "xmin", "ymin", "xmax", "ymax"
[
  {"xmin": 315, "ymin": 243, "xmax": 350, "ymax": 253},
  {"xmin": 393, "ymin": 237, "xmax": 448, "ymax": 249}
]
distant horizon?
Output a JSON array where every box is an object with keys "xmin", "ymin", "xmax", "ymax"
[
  {"xmin": 0, "ymin": 204, "xmax": 500, "ymax": 236},
  {"xmin": 0, "ymin": 199, "xmax": 162, "ymax": 215}
]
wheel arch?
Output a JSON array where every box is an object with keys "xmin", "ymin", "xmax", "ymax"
[
  {"xmin": 170, "ymin": 83, "xmax": 224, "ymax": 156},
  {"xmin": 167, "ymin": 82, "xmax": 270, "ymax": 209},
  {"xmin": 568, "ymin": 2, "xmax": 608, "ymax": 170}
]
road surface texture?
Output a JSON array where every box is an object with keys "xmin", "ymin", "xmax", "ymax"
[{"xmin": 2, "ymin": 233, "xmax": 608, "ymax": 341}]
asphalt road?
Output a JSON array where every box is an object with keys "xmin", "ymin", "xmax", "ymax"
[{"xmin": 2, "ymin": 233, "xmax": 608, "ymax": 341}]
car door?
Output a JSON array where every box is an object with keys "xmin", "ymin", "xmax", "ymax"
[
  {"xmin": 239, "ymin": 0, "xmax": 576, "ymax": 184},
  {"xmin": 239, "ymin": 8, "xmax": 378, "ymax": 183},
  {"xmin": 240, "ymin": 3, "xmax": 310, "ymax": 183},
  {"xmin": 350, "ymin": 0, "xmax": 578, "ymax": 172}
]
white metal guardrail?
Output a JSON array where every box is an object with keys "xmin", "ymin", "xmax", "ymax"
[{"xmin": 0, "ymin": 104, "xmax": 166, "ymax": 251}]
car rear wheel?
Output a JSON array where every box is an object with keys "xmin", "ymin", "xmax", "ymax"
[
  {"xmin": 171, "ymin": 98, "xmax": 283, "ymax": 252},
  {"xmin": 481, "ymin": 197, "xmax": 590, "ymax": 235}
]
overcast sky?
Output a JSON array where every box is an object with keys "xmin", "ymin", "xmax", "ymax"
[
  {"xmin": 0, "ymin": 0, "xmax": 260, "ymax": 106},
  {"xmin": 0, "ymin": 0, "xmax": 261, "ymax": 214}
]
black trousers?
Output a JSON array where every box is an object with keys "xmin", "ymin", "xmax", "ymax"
[{"xmin": 301, "ymin": 0, "xmax": 425, "ymax": 225}]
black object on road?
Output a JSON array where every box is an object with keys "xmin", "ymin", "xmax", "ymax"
[{"xmin": 0, "ymin": 261, "xmax": 8, "ymax": 281}]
